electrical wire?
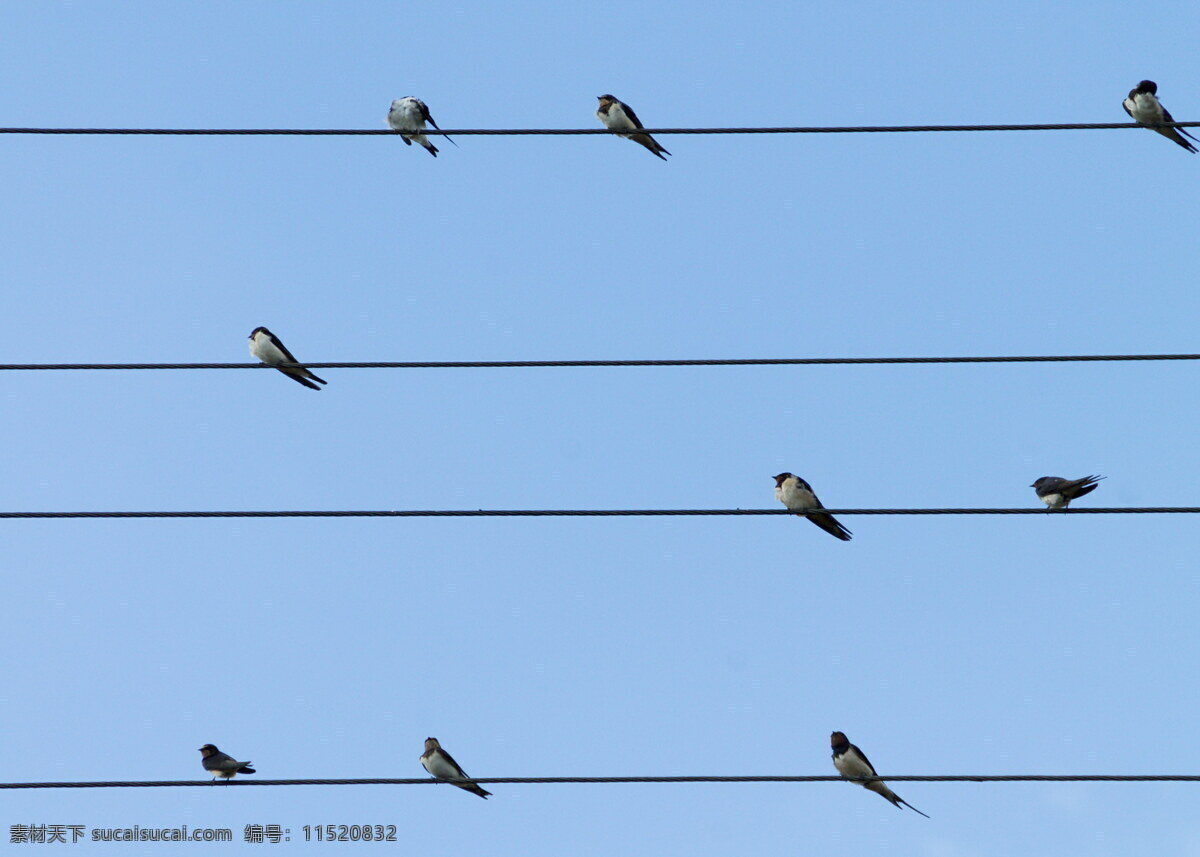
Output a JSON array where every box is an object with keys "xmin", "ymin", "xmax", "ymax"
[
  {"xmin": 0, "ymin": 122, "xmax": 1196, "ymax": 136},
  {"xmin": 0, "ymin": 508, "xmax": 1194, "ymax": 519},
  {"xmin": 1, "ymin": 353, "xmax": 1199, "ymax": 371},
  {"xmin": 3, "ymin": 774, "xmax": 1198, "ymax": 789}
]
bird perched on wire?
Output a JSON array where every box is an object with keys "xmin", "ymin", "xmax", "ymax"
[
  {"xmin": 595, "ymin": 95, "xmax": 671, "ymax": 160},
  {"xmin": 199, "ymin": 744, "xmax": 256, "ymax": 781},
  {"xmin": 420, "ymin": 737, "xmax": 491, "ymax": 799},
  {"xmin": 1030, "ymin": 475, "xmax": 1104, "ymax": 510},
  {"xmin": 773, "ymin": 472, "xmax": 852, "ymax": 541},
  {"xmin": 248, "ymin": 327, "xmax": 327, "ymax": 391},
  {"xmin": 387, "ymin": 97, "xmax": 454, "ymax": 157},
  {"xmin": 1122, "ymin": 80, "xmax": 1197, "ymax": 153},
  {"xmin": 830, "ymin": 731, "xmax": 928, "ymax": 817}
]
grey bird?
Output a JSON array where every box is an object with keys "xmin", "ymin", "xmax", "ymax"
[
  {"xmin": 248, "ymin": 326, "xmax": 327, "ymax": 391},
  {"xmin": 420, "ymin": 737, "xmax": 491, "ymax": 799},
  {"xmin": 773, "ymin": 472, "xmax": 852, "ymax": 541},
  {"xmin": 1123, "ymin": 80, "xmax": 1197, "ymax": 153},
  {"xmin": 199, "ymin": 744, "xmax": 256, "ymax": 781},
  {"xmin": 387, "ymin": 97, "xmax": 453, "ymax": 157},
  {"xmin": 1030, "ymin": 475, "xmax": 1104, "ymax": 510},
  {"xmin": 830, "ymin": 731, "xmax": 929, "ymax": 818},
  {"xmin": 595, "ymin": 95, "xmax": 671, "ymax": 160}
]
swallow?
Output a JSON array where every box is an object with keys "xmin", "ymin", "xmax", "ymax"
[
  {"xmin": 420, "ymin": 737, "xmax": 491, "ymax": 799},
  {"xmin": 595, "ymin": 95, "xmax": 671, "ymax": 160},
  {"xmin": 1030, "ymin": 475, "xmax": 1104, "ymax": 510},
  {"xmin": 387, "ymin": 97, "xmax": 453, "ymax": 157},
  {"xmin": 773, "ymin": 473, "xmax": 852, "ymax": 541},
  {"xmin": 248, "ymin": 327, "xmax": 327, "ymax": 391},
  {"xmin": 830, "ymin": 731, "xmax": 928, "ymax": 818},
  {"xmin": 199, "ymin": 744, "xmax": 256, "ymax": 781},
  {"xmin": 1122, "ymin": 80, "xmax": 1197, "ymax": 153}
]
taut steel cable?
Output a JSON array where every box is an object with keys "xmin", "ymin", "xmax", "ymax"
[{"xmin": 1, "ymin": 353, "xmax": 1199, "ymax": 371}]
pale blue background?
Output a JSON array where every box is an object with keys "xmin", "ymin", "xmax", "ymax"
[{"xmin": 2, "ymin": 1, "xmax": 1199, "ymax": 854}]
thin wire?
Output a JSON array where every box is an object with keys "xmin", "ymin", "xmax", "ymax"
[
  {"xmin": 3, "ymin": 774, "xmax": 1199, "ymax": 789},
  {"xmin": 2, "ymin": 353, "xmax": 1200, "ymax": 371},
  {"xmin": 0, "ymin": 122, "xmax": 1196, "ymax": 136},
  {"xmin": 0, "ymin": 508, "xmax": 1194, "ymax": 519}
]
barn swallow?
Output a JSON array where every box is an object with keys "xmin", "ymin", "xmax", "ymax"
[
  {"xmin": 248, "ymin": 327, "xmax": 327, "ymax": 391},
  {"xmin": 595, "ymin": 95, "xmax": 671, "ymax": 160},
  {"xmin": 420, "ymin": 737, "xmax": 491, "ymax": 799},
  {"xmin": 1030, "ymin": 475, "xmax": 1104, "ymax": 510},
  {"xmin": 830, "ymin": 731, "xmax": 928, "ymax": 818},
  {"xmin": 773, "ymin": 473, "xmax": 852, "ymax": 541},
  {"xmin": 1123, "ymin": 80, "xmax": 1197, "ymax": 153},
  {"xmin": 387, "ymin": 97, "xmax": 453, "ymax": 157},
  {"xmin": 199, "ymin": 744, "xmax": 256, "ymax": 781}
]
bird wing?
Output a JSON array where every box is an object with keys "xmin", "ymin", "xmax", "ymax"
[
  {"xmin": 270, "ymin": 336, "xmax": 301, "ymax": 365},
  {"xmin": 619, "ymin": 101, "xmax": 647, "ymax": 130},
  {"xmin": 1161, "ymin": 105, "xmax": 1199, "ymax": 141},
  {"xmin": 851, "ymin": 745, "xmax": 880, "ymax": 776},
  {"xmin": 436, "ymin": 748, "xmax": 469, "ymax": 779}
]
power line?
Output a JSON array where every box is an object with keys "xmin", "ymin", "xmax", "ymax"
[
  {"xmin": 0, "ymin": 508, "xmax": 1194, "ymax": 520},
  {"xmin": 2, "ymin": 353, "xmax": 1199, "ymax": 371},
  {"xmin": 0, "ymin": 121, "xmax": 1196, "ymax": 137},
  {"xmin": 2, "ymin": 774, "xmax": 1198, "ymax": 789}
]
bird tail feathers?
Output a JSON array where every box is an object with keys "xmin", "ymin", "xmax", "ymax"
[
  {"xmin": 899, "ymin": 797, "xmax": 930, "ymax": 818},
  {"xmin": 874, "ymin": 783, "xmax": 929, "ymax": 817},
  {"xmin": 456, "ymin": 781, "xmax": 491, "ymax": 799},
  {"xmin": 287, "ymin": 373, "xmax": 324, "ymax": 391}
]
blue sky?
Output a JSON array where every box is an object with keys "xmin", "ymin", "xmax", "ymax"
[{"xmin": 3, "ymin": 0, "xmax": 1200, "ymax": 853}]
